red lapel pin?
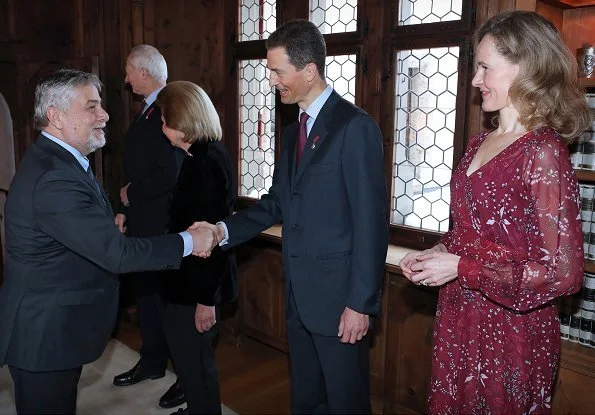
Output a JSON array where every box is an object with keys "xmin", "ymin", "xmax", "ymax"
[
  {"xmin": 145, "ymin": 107, "xmax": 155, "ymax": 119},
  {"xmin": 311, "ymin": 136, "xmax": 320, "ymax": 149}
]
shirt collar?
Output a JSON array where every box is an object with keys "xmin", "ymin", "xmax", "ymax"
[
  {"xmin": 298, "ymin": 84, "xmax": 333, "ymax": 122},
  {"xmin": 144, "ymin": 86, "xmax": 165, "ymax": 109},
  {"xmin": 41, "ymin": 131, "xmax": 89, "ymax": 171}
]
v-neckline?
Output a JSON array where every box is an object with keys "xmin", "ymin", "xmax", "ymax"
[{"xmin": 465, "ymin": 129, "xmax": 534, "ymax": 178}]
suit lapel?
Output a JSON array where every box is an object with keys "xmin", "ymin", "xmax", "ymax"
[
  {"xmin": 37, "ymin": 136, "xmax": 112, "ymax": 215},
  {"xmin": 285, "ymin": 123, "xmax": 299, "ymax": 187},
  {"xmin": 292, "ymin": 91, "xmax": 341, "ymax": 188},
  {"xmin": 134, "ymin": 101, "xmax": 157, "ymax": 124}
]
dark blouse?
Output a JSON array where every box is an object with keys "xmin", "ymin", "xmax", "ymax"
[{"xmin": 164, "ymin": 140, "xmax": 237, "ymax": 306}]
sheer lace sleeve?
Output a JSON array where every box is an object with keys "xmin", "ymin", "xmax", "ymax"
[{"xmin": 456, "ymin": 138, "xmax": 584, "ymax": 312}]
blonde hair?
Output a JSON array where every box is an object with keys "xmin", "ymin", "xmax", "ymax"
[
  {"xmin": 156, "ymin": 81, "xmax": 222, "ymax": 144},
  {"xmin": 476, "ymin": 11, "xmax": 590, "ymax": 142}
]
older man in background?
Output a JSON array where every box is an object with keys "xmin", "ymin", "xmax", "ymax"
[
  {"xmin": 0, "ymin": 92, "xmax": 15, "ymax": 263},
  {"xmin": 112, "ymin": 44, "xmax": 185, "ymax": 410}
]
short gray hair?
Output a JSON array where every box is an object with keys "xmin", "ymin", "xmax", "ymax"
[
  {"xmin": 34, "ymin": 69, "xmax": 103, "ymax": 130},
  {"xmin": 127, "ymin": 44, "xmax": 168, "ymax": 83}
]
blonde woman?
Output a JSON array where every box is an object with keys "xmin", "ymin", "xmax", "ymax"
[
  {"xmin": 400, "ymin": 11, "xmax": 590, "ymax": 414},
  {"xmin": 156, "ymin": 81, "xmax": 237, "ymax": 415}
]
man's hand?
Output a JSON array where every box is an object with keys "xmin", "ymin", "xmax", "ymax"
[
  {"xmin": 114, "ymin": 213, "xmax": 127, "ymax": 233},
  {"xmin": 187, "ymin": 225, "xmax": 217, "ymax": 257},
  {"xmin": 188, "ymin": 221, "xmax": 226, "ymax": 245},
  {"xmin": 120, "ymin": 183, "xmax": 131, "ymax": 206},
  {"xmin": 195, "ymin": 303, "xmax": 216, "ymax": 333},
  {"xmin": 337, "ymin": 307, "xmax": 369, "ymax": 344}
]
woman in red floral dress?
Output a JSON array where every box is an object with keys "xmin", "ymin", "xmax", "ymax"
[{"xmin": 400, "ymin": 11, "xmax": 591, "ymax": 415}]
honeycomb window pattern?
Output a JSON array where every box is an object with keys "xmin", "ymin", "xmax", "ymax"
[
  {"xmin": 310, "ymin": 0, "xmax": 358, "ymax": 34},
  {"xmin": 240, "ymin": 0, "xmax": 276, "ymax": 41},
  {"xmin": 239, "ymin": 59, "xmax": 276, "ymax": 199},
  {"xmin": 392, "ymin": 47, "xmax": 460, "ymax": 232},
  {"xmin": 398, "ymin": 0, "xmax": 462, "ymax": 26},
  {"xmin": 326, "ymin": 54, "xmax": 356, "ymax": 103}
]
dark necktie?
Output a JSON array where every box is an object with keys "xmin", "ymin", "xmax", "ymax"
[
  {"xmin": 134, "ymin": 100, "xmax": 147, "ymax": 121},
  {"xmin": 296, "ymin": 112, "xmax": 310, "ymax": 167},
  {"xmin": 86, "ymin": 165, "xmax": 105, "ymax": 205}
]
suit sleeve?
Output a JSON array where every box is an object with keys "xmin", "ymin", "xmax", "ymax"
[
  {"xmin": 126, "ymin": 126, "xmax": 179, "ymax": 207},
  {"xmin": 185, "ymin": 157, "xmax": 230, "ymax": 305},
  {"xmin": 223, "ymin": 131, "xmax": 290, "ymax": 247},
  {"xmin": 33, "ymin": 169, "xmax": 183, "ymax": 273},
  {"xmin": 342, "ymin": 114, "xmax": 388, "ymax": 315}
]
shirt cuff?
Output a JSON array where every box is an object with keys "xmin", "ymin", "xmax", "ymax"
[
  {"xmin": 179, "ymin": 231, "xmax": 193, "ymax": 257},
  {"xmin": 216, "ymin": 221, "xmax": 229, "ymax": 246}
]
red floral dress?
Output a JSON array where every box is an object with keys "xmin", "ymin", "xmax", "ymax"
[{"xmin": 429, "ymin": 127, "xmax": 584, "ymax": 415}]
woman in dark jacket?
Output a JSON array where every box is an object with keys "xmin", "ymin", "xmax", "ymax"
[{"xmin": 156, "ymin": 81, "xmax": 237, "ymax": 415}]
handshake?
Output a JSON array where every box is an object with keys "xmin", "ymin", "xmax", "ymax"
[{"xmin": 186, "ymin": 221, "xmax": 226, "ymax": 257}]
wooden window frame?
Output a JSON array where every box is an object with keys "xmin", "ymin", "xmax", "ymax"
[{"xmin": 224, "ymin": 0, "xmax": 478, "ymax": 250}]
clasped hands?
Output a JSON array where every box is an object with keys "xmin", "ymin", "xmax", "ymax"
[
  {"xmin": 399, "ymin": 244, "xmax": 460, "ymax": 288},
  {"xmin": 186, "ymin": 221, "xmax": 224, "ymax": 257}
]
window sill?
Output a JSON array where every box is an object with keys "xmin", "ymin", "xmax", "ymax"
[{"xmin": 258, "ymin": 224, "xmax": 418, "ymax": 274}]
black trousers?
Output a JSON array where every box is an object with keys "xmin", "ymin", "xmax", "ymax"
[
  {"xmin": 9, "ymin": 365, "xmax": 82, "ymax": 414},
  {"xmin": 133, "ymin": 270, "xmax": 169, "ymax": 373},
  {"xmin": 164, "ymin": 303, "xmax": 221, "ymax": 414},
  {"xmin": 286, "ymin": 288, "xmax": 371, "ymax": 414}
]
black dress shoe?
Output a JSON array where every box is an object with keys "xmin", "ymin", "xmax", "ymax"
[
  {"xmin": 159, "ymin": 378, "xmax": 186, "ymax": 408},
  {"xmin": 113, "ymin": 362, "xmax": 165, "ymax": 386},
  {"xmin": 170, "ymin": 408, "xmax": 188, "ymax": 415}
]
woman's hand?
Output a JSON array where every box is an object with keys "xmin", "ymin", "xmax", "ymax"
[
  {"xmin": 399, "ymin": 244, "xmax": 447, "ymax": 280},
  {"xmin": 195, "ymin": 304, "xmax": 216, "ymax": 333},
  {"xmin": 409, "ymin": 251, "xmax": 460, "ymax": 287}
]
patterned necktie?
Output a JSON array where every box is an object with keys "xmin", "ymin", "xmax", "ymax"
[{"xmin": 296, "ymin": 112, "xmax": 310, "ymax": 167}]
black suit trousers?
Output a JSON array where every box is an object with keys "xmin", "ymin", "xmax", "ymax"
[
  {"xmin": 9, "ymin": 365, "xmax": 82, "ymax": 414},
  {"xmin": 286, "ymin": 287, "xmax": 371, "ymax": 415},
  {"xmin": 164, "ymin": 303, "xmax": 221, "ymax": 414},
  {"xmin": 132, "ymin": 270, "xmax": 169, "ymax": 372}
]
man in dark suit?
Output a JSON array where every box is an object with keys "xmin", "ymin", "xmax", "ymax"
[
  {"xmin": 0, "ymin": 69, "xmax": 214, "ymax": 414},
  {"xmin": 0, "ymin": 91, "xmax": 15, "ymax": 262},
  {"xmin": 112, "ymin": 44, "xmax": 185, "ymax": 409},
  {"xmin": 201, "ymin": 19, "xmax": 388, "ymax": 414}
]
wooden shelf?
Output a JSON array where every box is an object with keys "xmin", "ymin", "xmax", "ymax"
[
  {"xmin": 575, "ymin": 169, "xmax": 595, "ymax": 181},
  {"xmin": 540, "ymin": 0, "xmax": 595, "ymax": 8},
  {"xmin": 585, "ymin": 259, "xmax": 595, "ymax": 273},
  {"xmin": 560, "ymin": 340, "xmax": 595, "ymax": 377},
  {"xmin": 580, "ymin": 78, "xmax": 595, "ymax": 89}
]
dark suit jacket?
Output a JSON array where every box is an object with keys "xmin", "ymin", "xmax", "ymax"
[
  {"xmin": 0, "ymin": 134, "xmax": 183, "ymax": 372},
  {"xmin": 225, "ymin": 91, "xmax": 388, "ymax": 336},
  {"xmin": 164, "ymin": 140, "xmax": 237, "ymax": 306},
  {"xmin": 120, "ymin": 101, "xmax": 182, "ymax": 237}
]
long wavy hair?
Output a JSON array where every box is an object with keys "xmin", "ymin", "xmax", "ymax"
[{"xmin": 476, "ymin": 11, "xmax": 590, "ymax": 142}]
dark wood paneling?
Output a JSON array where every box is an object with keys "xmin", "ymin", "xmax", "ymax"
[
  {"xmin": 146, "ymin": 0, "xmax": 229, "ymax": 155},
  {"xmin": 383, "ymin": 275, "xmax": 437, "ymax": 414},
  {"xmin": 12, "ymin": 0, "xmax": 79, "ymax": 61},
  {"xmin": 236, "ymin": 240, "xmax": 287, "ymax": 353},
  {"xmin": 0, "ymin": 1, "xmax": 10, "ymax": 42}
]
